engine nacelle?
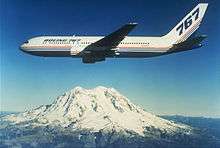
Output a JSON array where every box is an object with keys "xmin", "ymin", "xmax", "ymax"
[
  {"xmin": 82, "ymin": 53, "xmax": 105, "ymax": 63},
  {"xmin": 82, "ymin": 57, "xmax": 95, "ymax": 63}
]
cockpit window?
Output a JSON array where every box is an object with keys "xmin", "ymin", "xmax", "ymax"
[{"xmin": 24, "ymin": 40, "xmax": 29, "ymax": 44}]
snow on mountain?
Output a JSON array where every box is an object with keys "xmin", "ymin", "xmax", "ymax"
[{"xmin": 3, "ymin": 86, "xmax": 192, "ymax": 136}]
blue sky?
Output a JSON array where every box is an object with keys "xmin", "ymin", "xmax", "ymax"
[{"xmin": 1, "ymin": 0, "xmax": 220, "ymax": 117}]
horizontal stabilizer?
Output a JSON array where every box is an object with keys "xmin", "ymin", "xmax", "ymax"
[{"xmin": 168, "ymin": 35, "xmax": 207, "ymax": 52}]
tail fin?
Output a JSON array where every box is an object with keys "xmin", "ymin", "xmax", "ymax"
[{"xmin": 164, "ymin": 3, "xmax": 208, "ymax": 44}]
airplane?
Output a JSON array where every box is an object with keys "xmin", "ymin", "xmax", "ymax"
[{"xmin": 20, "ymin": 3, "xmax": 208, "ymax": 63}]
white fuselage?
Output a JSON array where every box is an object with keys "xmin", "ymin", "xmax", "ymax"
[{"xmin": 20, "ymin": 36, "xmax": 172, "ymax": 58}]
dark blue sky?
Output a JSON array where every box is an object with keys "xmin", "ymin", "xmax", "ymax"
[{"xmin": 1, "ymin": 0, "xmax": 220, "ymax": 117}]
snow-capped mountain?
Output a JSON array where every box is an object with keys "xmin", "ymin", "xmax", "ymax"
[
  {"xmin": 3, "ymin": 86, "xmax": 191, "ymax": 136},
  {"xmin": 2, "ymin": 86, "xmax": 219, "ymax": 148}
]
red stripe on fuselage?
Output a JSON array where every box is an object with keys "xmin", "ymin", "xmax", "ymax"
[{"xmin": 24, "ymin": 45, "xmax": 171, "ymax": 49}]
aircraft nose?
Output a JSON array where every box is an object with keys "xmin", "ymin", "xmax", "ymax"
[{"xmin": 20, "ymin": 43, "xmax": 27, "ymax": 51}]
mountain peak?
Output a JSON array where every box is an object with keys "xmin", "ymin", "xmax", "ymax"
[
  {"xmin": 3, "ymin": 86, "xmax": 192, "ymax": 136},
  {"xmin": 72, "ymin": 86, "xmax": 116, "ymax": 92},
  {"xmin": 70, "ymin": 86, "xmax": 114, "ymax": 96}
]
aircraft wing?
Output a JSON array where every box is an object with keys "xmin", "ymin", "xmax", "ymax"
[{"xmin": 84, "ymin": 23, "xmax": 138, "ymax": 52}]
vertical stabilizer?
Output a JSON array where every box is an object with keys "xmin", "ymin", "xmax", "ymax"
[{"xmin": 164, "ymin": 3, "xmax": 208, "ymax": 44}]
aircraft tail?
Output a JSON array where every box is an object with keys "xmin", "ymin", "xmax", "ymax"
[{"xmin": 164, "ymin": 3, "xmax": 208, "ymax": 44}]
